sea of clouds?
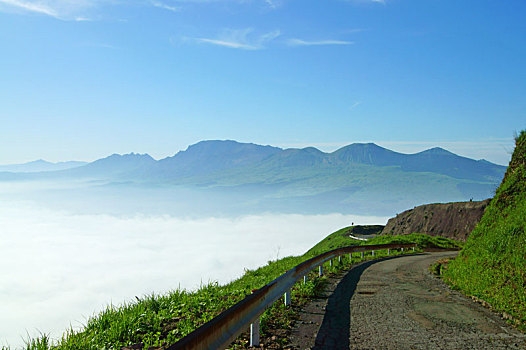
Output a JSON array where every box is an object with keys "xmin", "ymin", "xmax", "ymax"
[{"xmin": 0, "ymin": 195, "xmax": 388, "ymax": 348}]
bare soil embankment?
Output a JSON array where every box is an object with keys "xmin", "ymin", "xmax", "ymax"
[{"xmin": 381, "ymin": 199, "xmax": 490, "ymax": 241}]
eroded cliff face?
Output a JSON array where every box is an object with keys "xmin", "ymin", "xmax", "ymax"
[{"xmin": 381, "ymin": 199, "xmax": 491, "ymax": 241}]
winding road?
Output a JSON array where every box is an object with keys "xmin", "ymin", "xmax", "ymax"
[{"xmin": 289, "ymin": 252, "xmax": 526, "ymax": 349}]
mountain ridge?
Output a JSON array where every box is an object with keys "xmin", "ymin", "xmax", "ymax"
[
  {"xmin": 1, "ymin": 140, "xmax": 505, "ymax": 174},
  {"xmin": 0, "ymin": 140, "xmax": 507, "ymax": 215},
  {"xmin": 1, "ymin": 140, "xmax": 506, "ymax": 184},
  {"xmin": 0, "ymin": 159, "xmax": 87, "ymax": 173}
]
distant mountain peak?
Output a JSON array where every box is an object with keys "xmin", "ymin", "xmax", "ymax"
[
  {"xmin": 336, "ymin": 142, "xmax": 392, "ymax": 152},
  {"xmin": 0, "ymin": 159, "xmax": 87, "ymax": 173},
  {"xmin": 300, "ymin": 146, "xmax": 324, "ymax": 153},
  {"xmin": 419, "ymin": 147, "xmax": 455, "ymax": 155},
  {"xmin": 331, "ymin": 142, "xmax": 402, "ymax": 165},
  {"xmin": 158, "ymin": 139, "xmax": 282, "ymax": 177},
  {"xmin": 105, "ymin": 152, "xmax": 154, "ymax": 160},
  {"xmin": 27, "ymin": 159, "xmax": 52, "ymax": 165},
  {"xmin": 184, "ymin": 140, "xmax": 281, "ymax": 153}
]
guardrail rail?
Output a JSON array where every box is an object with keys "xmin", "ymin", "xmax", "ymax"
[{"xmin": 166, "ymin": 243, "xmax": 417, "ymax": 350}]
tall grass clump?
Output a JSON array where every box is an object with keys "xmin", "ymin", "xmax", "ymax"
[{"xmin": 444, "ymin": 129, "xmax": 526, "ymax": 329}]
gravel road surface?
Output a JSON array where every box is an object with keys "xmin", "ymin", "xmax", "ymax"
[{"xmin": 289, "ymin": 252, "xmax": 526, "ymax": 349}]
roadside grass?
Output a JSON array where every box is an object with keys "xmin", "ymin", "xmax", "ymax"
[
  {"xmin": 365, "ymin": 233, "xmax": 463, "ymax": 250},
  {"xmin": 443, "ymin": 130, "xmax": 526, "ymax": 331},
  {"xmin": 307, "ymin": 225, "xmax": 463, "ymax": 257},
  {"xmin": 6, "ymin": 228, "xmax": 452, "ymax": 350},
  {"xmin": 305, "ymin": 226, "xmax": 363, "ymax": 255}
]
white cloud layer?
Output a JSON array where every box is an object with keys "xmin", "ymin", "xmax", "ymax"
[{"xmin": 0, "ymin": 200, "xmax": 387, "ymax": 347}]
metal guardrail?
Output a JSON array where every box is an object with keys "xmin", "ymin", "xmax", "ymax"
[{"xmin": 167, "ymin": 243, "xmax": 417, "ymax": 350}]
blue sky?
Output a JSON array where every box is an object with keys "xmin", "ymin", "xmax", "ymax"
[{"xmin": 0, "ymin": 0, "xmax": 525, "ymax": 165}]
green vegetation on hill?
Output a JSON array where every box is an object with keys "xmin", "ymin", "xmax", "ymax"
[
  {"xmin": 444, "ymin": 130, "xmax": 526, "ymax": 329},
  {"xmin": 365, "ymin": 233, "xmax": 463, "ymax": 250},
  {"xmin": 306, "ymin": 226, "xmax": 367, "ymax": 255},
  {"xmin": 10, "ymin": 226, "xmax": 447, "ymax": 350},
  {"xmin": 307, "ymin": 226, "xmax": 462, "ymax": 256}
]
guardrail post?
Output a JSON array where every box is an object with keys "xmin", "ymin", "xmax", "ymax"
[
  {"xmin": 372, "ymin": 250, "xmax": 375, "ymax": 257},
  {"xmin": 303, "ymin": 275, "xmax": 308, "ymax": 284},
  {"xmin": 387, "ymin": 248, "xmax": 390, "ymax": 255},
  {"xmin": 338, "ymin": 255, "xmax": 342, "ymax": 264},
  {"xmin": 319, "ymin": 264, "xmax": 323, "ymax": 276},
  {"xmin": 284, "ymin": 289, "xmax": 291, "ymax": 306},
  {"xmin": 329, "ymin": 259, "xmax": 333, "ymax": 267},
  {"xmin": 413, "ymin": 246, "xmax": 415, "ymax": 252},
  {"xmin": 349, "ymin": 253, "xmax": 352, "ymax": 260},
  {"xmin": 250, "ymin": 318, "xmax": 260, "ymax": 347},
  {"xmin": 402, "ymin": 247, "xmax": 404, "ymax": 252}
]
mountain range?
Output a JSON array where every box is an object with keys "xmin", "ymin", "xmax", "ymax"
[
  {"xmin": 0, "ymin": 159, "xmax": 87, "ymax": 173},
  {"xmin": 0, "ymin": 140, "xmax": 507, "ymax": 215}
]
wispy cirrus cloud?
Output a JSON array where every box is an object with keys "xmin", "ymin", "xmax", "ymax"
[
  {"xmin": 167, "ymin": 0, "xmax": 278, "ymax": 6},
  {"xmin": 287, "ymin": 38, "xmax": 354, "ymax": 46},
  {"xmin": 0, "ymin": 0, "xmax": 181, "ymax": 19},
  {"xmin": 151, "ymin": 0, "xmax": 178, "ymax": 12},
  {"xmin": 0, "ymin": 0, "xmax": 60, "ymax": 17},
  {"xmin": 0, "ymin": 0, "xmax": 106, "ymax": 20},
  {"xmin": 350, "ymin": 101, "xmax": 361, "ymax": 109},
  {"xmin": 343, "ymin": 0, "xmax": 386, "ymax": 4},
  {"xmin": 190, "ymin": 28, "xmax": 281, "ymax": 50},
  {"xmin": 263, "ymin": 0, "xmax": 281, "ymax": 9},
  {"xmin": 0, "ymin": 0, "xmax": 278, "ymax": 19}
]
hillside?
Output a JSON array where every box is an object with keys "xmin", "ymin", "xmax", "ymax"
[
  {"xmin": 444, "ymin": 130, "xmax": 526, "ymax": 329},
  {"xmin": 381, "ymin": 199, "xmax": 490, "ymax": 241},
  {"xmin": 307, "ymin": 226, "xmax": 463, "ymax": 257}
]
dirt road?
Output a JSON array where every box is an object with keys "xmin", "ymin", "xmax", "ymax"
[{"xmin": 289, "ymin": 252, "xmax": 526, "ymax": 349}]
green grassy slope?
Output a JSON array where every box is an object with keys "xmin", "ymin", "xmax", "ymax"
[
  {"xmin": 307, "ymin": 226, "xmax": 462, "ymax": 256},
  {"xmin": 444, "ymin": 130, "xmax": 526, "ymax": 328},
  {"xmin": 10, "ymin": 226, "xmax": 458, "ymax": 350},
  {"xmin": 365, "ymin": 233, "xmax": 463, "ymax": 250}
]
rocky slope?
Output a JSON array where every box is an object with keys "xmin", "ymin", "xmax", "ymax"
[{"xmin": 381, "ymin": 199, "xmax": 491, "ymax": 241}]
